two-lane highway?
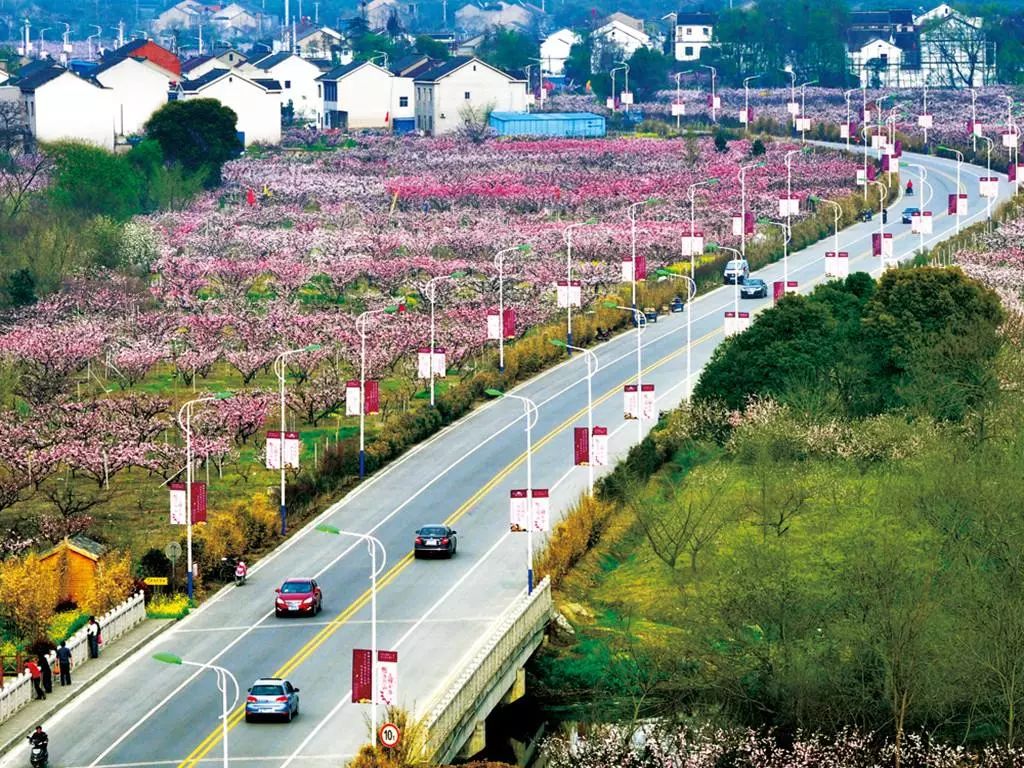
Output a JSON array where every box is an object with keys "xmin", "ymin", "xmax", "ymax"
[{"xmin": 1, "ymin": 147, "xmax": 1013, "ymax": 768}]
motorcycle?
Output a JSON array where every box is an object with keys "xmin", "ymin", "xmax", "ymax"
[
  {"xmin": 27, "ymin": 738, "xmax": 47, "ymax": 767},
  {"xmin": 905, "ymin": 184, "xmax": 914, "ymax": 195},
  {"xmin": 234, "ymin": 568, "xmax": 247, "ymax": 587}
]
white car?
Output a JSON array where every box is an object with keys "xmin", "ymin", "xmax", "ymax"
[{"xmin": 723, "ymin": 259, "xmax": 750, "ymax": 284}]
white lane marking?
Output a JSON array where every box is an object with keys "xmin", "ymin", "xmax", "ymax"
[
  {"xmin": 70, "ymin": 757, "xmax": 353, "ymax": 768},
  {"xmin": 276, "ymin": 529, "xmax": 517, "ymax": 768},
  {"xmin": 172, "ymin": 617, "xmax": 502, "ymax": 633}
]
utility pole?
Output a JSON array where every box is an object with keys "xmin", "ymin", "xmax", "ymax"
[{"xmin": 314, "ymin": 1, "xmax": 319, "ymax": 24}]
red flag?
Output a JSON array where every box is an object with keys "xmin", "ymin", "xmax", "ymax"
[
  {"xmin": 384, "ymin": 111, "xmax": 390, "ymax": 123},
  {"xmin": 246, "ymin": 188, "xmax": 256, "ymax": 206}
]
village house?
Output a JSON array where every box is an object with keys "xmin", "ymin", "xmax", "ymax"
[
  {"xmin": 318, "ymin": 59, "xmax": 413, "ymax": 131},
  {"xmin": 18, "ymin": 65, "xmax": 115, "ymax": 149},
  {"xmin": 413, "ymin": 56, "xmax": 526, "ymax": 136},
  {"xmin": 246, "ymin": 52, "xmax": 325, "ymax": 126},
  {"xmin": 455, "ymin": 1, "xmax": 541, "ymax": 35},
  {"xmin": 673, "ymin": 11, "xmax": 715, "ymax": 62},
  {"xmin": 294, "ymin": 25, "xmax": 348, "ymax": 61},
  {"xmin": 540, "ymin": 28, "xmax": 581, "ymax": 76},
  {"xmin": 174, "ymin": 68, "xmax": 282, "ymax": 144},
  {"xmin": 94, "ymin": 55, "xmax": 175, "ymax": 138},
  {"xmin": 591, "ymin": 12, "xmax": 651, "ymax": 70},
  {"xmin": 102, "ymin": 38, "xmax": 181, "ymax": 77},
  {"xmin": 211, "ymin": 3, "xmax": 261, "ymax": 36}
]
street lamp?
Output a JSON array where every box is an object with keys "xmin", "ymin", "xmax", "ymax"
[
  {"xmin": 616, "ymin": 60, "xmax": 630, "ymax": 110},
  {"xmin": 154, "ymin": 654, "xmax": 239, "ymax": 768},
  {"xmin": 784, "ymin": 148, "xmax": 799, "ymax": 233},
  {"xmin": 484, "ymin": 389, "xmax": 539, "ymax": 594},
  {"xmin": 529, "ymin": 57, "xmax": 546, "ymax": 107},
  {"xmin": 700, "ymin": 64, "xmax": 717, "ymax": 122},
  {"xmin": 656, "ymin": 268, "xmax": 697, "ymax": 400},
  {"xmin": 273, "ymin": 344, "xmax": 321, "ymax": 535},
  {"xmin": 817, "ymin": 197, "xmax": 843, "ymax": 259},
  {"xmin": 356, "ymin": 306, "xmax": 398, "ymax": 479},
  {"xmin": 424, "ymin": 272, "xmax": 465, "ymax": 406},
  {"xmin": 971, "ymin": 87, "xmax": 978, "ymax": 151},
  {"xmin": 843, "ymin": 88, "xmax": 858, "ymax": 150},
  {"xmin": 798, "ymin": 79, "xmax": 818, "ymax": 142},
  {"xmin": 178, "ymin": 391, "xmax": 231, "ymax": 599},
  {"xmin": 738, "ymin": 162, "xmax": 763, "ymax": 259},
  {"xmin": 369, "ymin": 50, "xmax": 389, "ymax": 69},
  {"xmin": 921, "ymin": 85, "xmax": 929, "ymax": 146},
  {"xmin": 977, "ymin": 133, "xmax": 995, "ymax": 220},
  {"xmin": 562, "ymin": 220, "xmax": 595, "ymax": 354},
  {"xmin": 867, "ymin": 178, "xmax": 889, "ymax": 269},
  {"xmin": 609, "ymin": 65, "xmax": 625, "ymax": 111},
  {"xmin": 761, "ymin": 219, "xmax": 792, "ymax": 285},
  {"xmin": 902, "ymin": 162, "xmax": 930, "ymax": 254},
  {"xmin": 494, "ymin": 244, "xmax": 529, "ymax": 373},
  {"xmin": 781, "ymin": 67, "xmax": 797, "ymax": 128},
  {"xmin": 603, "ymin": 301, "xmax": 647, "ymax": 443},
  {"xmin": 938, "ymin": 145, "xmax": 964, "ymax": 234},
  {"xmin": 688, "ymin": 178, "xmax": 717, "ymax": 257},
  {"xmin": 716, "ymin": 244, "xmax": 744, "ymax": 319},
  {"xmin": 315, "ymin": 526, "xmax": 386, "ymax": 738},
  {"xmin": 673, "ymin": 71, "xmax": 687, "ymax": 131},
  {"xmin": 742, "ymin": 74, "xmax": 761, "ymax": 133},
  {"xmin": 627, "ymin": 198, "xmax": 660, "ymax": 315},
  {"xmin": 549, "ymin": 339, "xmax": 597, "ymax": 493}
]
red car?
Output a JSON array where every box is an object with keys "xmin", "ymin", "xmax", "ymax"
[{"xmin": 274, "ymin": 578, "xmax": 322, "ymax": 617}]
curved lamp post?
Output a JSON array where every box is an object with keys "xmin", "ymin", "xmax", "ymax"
[
  {"xmin": 178, "ymin": 391, "xmax": 231, "ymax": 599},
  {"xmin": 153, "ymin": 653, "xmax": 239, "ymax": 768},
  {"xmin": 603, "ymin": 301, "xmax": 647, "ymax": 443},
  {"xmin": 938, "ymin": 145, "xmax": 965, "ymax": 234},
  {"xmin": 550, "ymin": 339, "xmax": 597, "ymax": 492},
  {"xmin": 484, "ymin": 389, "xmax": 539, "ymax": 594},
  {"xmin": 494, "ymin": 245, "xmax": 530, "ymax": 373},
  {"xmin": 356, "ymin": 305, "xmax": 400, "ymax": 478},
  {"xmin": 424, "ymin": 272, "xmax": 465, "ymax": 406},
  {"xmin": 655, "ymin": 268, "xmax": 698, "ymax": 400},
  {"xmin": 273, "ymin": 345, "xmax": 321, "ymax": 535},
  {"xmin": 562, "ymin": 219, "xmax": 596, "ymax": 355},
  {"xmin": 315, "ymin": 526, "xmax": 386, "ymax": 739}
]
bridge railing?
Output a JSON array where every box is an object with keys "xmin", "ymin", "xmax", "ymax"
[{"xmin": 421, "ymin": 577, "xmax": 552, "ymax": 761}]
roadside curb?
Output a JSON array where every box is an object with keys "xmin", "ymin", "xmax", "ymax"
[{"xmin": 0, "ymin": 618, "xmax": 177, "ymax": 761}]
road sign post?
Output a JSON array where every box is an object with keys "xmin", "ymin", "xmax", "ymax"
[{"xmin": 379, "ymin": 722, "xmax": 401, "ymax": 748}]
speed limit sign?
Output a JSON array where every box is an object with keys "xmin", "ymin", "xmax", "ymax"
[{"xmin": 378, "ymin": 722, "xmax": 401, "ymax": 748}]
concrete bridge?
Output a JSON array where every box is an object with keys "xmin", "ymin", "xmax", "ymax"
[{"xmin": 421, "ymin": 577, "xmax": 553, "ymax": 763}]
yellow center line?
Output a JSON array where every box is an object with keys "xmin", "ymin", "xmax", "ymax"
[{"xmin": 177, "ymin": 323, "xmax": 718, "ymax": 768}]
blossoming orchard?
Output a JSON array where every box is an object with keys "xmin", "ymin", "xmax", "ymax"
[{"xmin": 0, "ymin": 134, "xmax": 860, "ymax": 561}]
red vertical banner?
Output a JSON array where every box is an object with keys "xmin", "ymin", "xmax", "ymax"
[
  {"xmin": 773, "ymin": 280, "xmax": 785, "ymax": 301},
  {"xmin": 948, "ymin": 193, "xmax": 957, "ymax": 215},
  {"xmin": 634, "ymin": 254, "xmax": 647, "ymax": 281},
  {"xmin": 352, "ymin": 649, "xmax": 373, "ymax": 703},
  {"xmin": 867, "ymin": 164, "xmax": 877, "ymax": 181},
  {"xmin": 881, "ymin": 154, "xmax": 891, "ymax": 172},
  {"xmin": 1009, "ymin": 163, "xmax": 1016, "ymax": 182},
  {"xmin": 744, "ymin": 211, "xmax": 755, "ymax": 235},
  {"xmin": 191, "ymin": 482, "xmax": 207, "ymax": 523},
  {"xmin": 894, "ymin": 140, "xmax": 902, "ymax": 158},
  {"xmin": 573, "ymin": 427, "xmax": 589, "ymax": 466},
  {"xmin": 872, "ymin": 232, "xmax": 882, "ymax": 256},
  {"xmin": 364, "ymin": 380, "xmax": 380, "ymax": 415},
  {"xmin": 502, "ymin": 308, "xmax": 516, "ymax": 339}
]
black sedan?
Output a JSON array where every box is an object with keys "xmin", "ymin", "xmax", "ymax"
[
  {"xmin": 414, "ymin": 525, "xmax": 458, "ymax": 558},
  {"xmin": 669, "ymin": 296, "xmax": 685, "ymax": 313},
  {"xmin": 901, "ymin": 207, "xmax": 920, "ymax": 224},
  {"xmin": 740, "ymin": 278, "xmax": 769, "ymax": 299}
]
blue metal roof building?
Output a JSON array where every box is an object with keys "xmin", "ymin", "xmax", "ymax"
[{"xmin": 488, "ymin": 112, "xmax": 606, "ymax": 138}]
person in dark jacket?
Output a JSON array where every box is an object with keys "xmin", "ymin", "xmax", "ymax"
[
  {"xmin": 38, "ymin": 654, "xmax": 52, "ymax": 694},
  {"xmin": 56, "ymin": 642, "xmax": 72, "ymax": 686},
  {"xmin": 86, "ymin": 617, "xmax": 101, "ymax": 658}
]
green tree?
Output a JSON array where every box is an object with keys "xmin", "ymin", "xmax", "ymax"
[
  {"xmin": 476, "ymin": 28, "xmax": 535, "ymax": 74},
  {"xmin": 3, "ymin": 268, "xmax": 36, "ymax": 307},
  {"xmin": 563, "ymin": 39, "xmax": 593, "ymax": 91},
  {"xmin": 46, "ymin": 141, "xmax": 144, "ymax": 220},
  {"xmin": 414, "ymin": 34, "xmax": 450, "ymax": 59},
  {"xmin": 625, "ymin": 47, "xmax": 670, "ymax": 103},
  {"xmin": 144, "ymin": 99, "xmax": 241, "ymax": 188}
]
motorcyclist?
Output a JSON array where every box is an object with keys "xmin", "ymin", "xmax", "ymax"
[
  {"xmin": 906, "ymin": 179, "xmax": 914, "ymax": 194},
  {"xmin": 234, "ymin": 559, "xmax": 248, "ymax": 586},
  {"xmin": 28, "ymin": 726, "xmax": 48, "ymax": 766}
]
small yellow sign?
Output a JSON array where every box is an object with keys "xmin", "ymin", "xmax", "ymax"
[{"xmin": 144, "ymin": 577, "xmax": 169, "ymax": 586}]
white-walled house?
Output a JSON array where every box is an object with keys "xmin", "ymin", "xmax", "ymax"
[
  {"xmin": 295, "ymin": 26, "xmax": 347, "ymax": 60},
  {"xmin": 0, "ymin": 67, "xmax": 9, "ymax": 85},
  {"xmin": 94, "ymin": 56, "xmax": 172, "ymax": 137},
  {"xmin": 591, "ymin": 14, "xmax": 651, "ymax": 68},
  {"xmin": 414, "ymin": 57, "xmax": 526, "ymax": 136},
  {"xmin": 673, "ymin": 11, "xmax": 715, "ymax": 61},
  {"xmin": 181, "ymin": 55, "xmax": 222, "ymax": 80},
  {"xmin": 174, "ymin": 68, "xmax": 282, "ymax": 145},
  {"xmin": 19, "ymin": 66, "xmax": 114, "ymax": 149},
  {"xmin": 246, "ymin": 53, "xmax": 324, "ymax": 126},
  {"xmin": 318, "ymin": 60, "xmax": 412, "ymax": 130},
  {"xmin": 540, "ymin": 29, "xmax": 581, "ymax": 75}
]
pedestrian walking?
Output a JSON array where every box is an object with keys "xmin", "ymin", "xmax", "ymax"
[
  {"xmin": 56, "ymin": 642, "xmax": 72, "ymax": 686},
  {"xmin": 86, "ymin": 617, "xmax": 101, "ymax": 658},
  {"xmin": 25, "ymin": 659, "xmax": 45, "ymax": 700},
  {"xmin": 38, "ymin": 654, "xmax": 52, "ymax": 694}
]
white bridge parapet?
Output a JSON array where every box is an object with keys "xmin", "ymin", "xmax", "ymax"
[{"xmin": 421, "ymin": 577, "xmax": 553, "ymax": 763}]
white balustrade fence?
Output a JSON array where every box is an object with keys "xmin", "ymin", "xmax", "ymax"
[
  {"xmin": 421, "ymin": 578, "xmax": 552, "ymax": 762},
  {"xmin": 0, "ymin": 591, "xmax": 146, "ymax": 726}
]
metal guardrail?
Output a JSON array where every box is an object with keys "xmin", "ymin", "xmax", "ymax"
[
  {"xmin": 0, "ymin": 591, "xmax": 146, "ymax": 726},
  {"xmin": 421, "ymin": 577, "xmax": 552, "ymax": 761}
]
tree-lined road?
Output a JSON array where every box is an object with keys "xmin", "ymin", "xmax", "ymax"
[{"xmin": 0, "ymin": 148, "xmax": 1012, "ymax": 768}]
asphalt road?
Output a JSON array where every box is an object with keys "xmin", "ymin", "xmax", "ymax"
[{"xmin": 1, "ymin": 148, "xmax": 1013, "ymax": 768}]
